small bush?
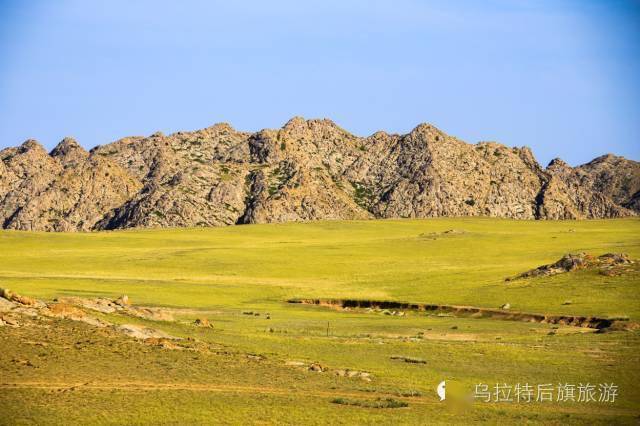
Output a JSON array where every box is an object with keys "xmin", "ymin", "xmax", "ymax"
[
  {"xmin": 396, "ymin": 390, "xmax": 422, "ymax": 397},
  {"xmin": 390, "ymin": 355, "xmax": 426, "ymax": 364}
]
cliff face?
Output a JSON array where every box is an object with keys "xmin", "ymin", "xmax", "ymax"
[{"xmin": 1, "ymin": 118, "xmax": 637, "ymax": 231}]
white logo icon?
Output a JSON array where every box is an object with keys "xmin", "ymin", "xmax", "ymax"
[{"xmin": 437, "ymin": 380, "xmax": 446, "ymax": 401}]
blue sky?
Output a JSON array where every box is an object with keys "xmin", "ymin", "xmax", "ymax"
[{"xmin": 0, "ymin": 0, "xmax": 638, "ymax": 166}]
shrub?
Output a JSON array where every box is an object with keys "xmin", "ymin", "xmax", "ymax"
[{"xmin": 330, "ymin": 397, "xmax": 408, "ymax": 409}]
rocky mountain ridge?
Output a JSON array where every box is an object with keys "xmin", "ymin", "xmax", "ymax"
[{"xmin": 1, "ymin": 117, "xmax": 638, "ymax": 231}]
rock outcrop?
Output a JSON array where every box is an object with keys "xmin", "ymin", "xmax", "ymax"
[
  {"xmin": 506, "ymin": 253, "xmax": 634, "ymax": 281},
  {"xmin": 0, "ymin": 138, "xmax": 140, "ymax": 231},
  {"xmin": 1, "ymin": 118, "xmax": 638, "ymax": 231}
]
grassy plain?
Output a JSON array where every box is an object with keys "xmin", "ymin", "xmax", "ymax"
[{"xmin": 1, "ymin": 218, "xmax": 639, "ymax": 424}]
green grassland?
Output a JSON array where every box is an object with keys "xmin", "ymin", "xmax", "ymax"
[{"xmin": 1, "ymin": 218, "xmax": 639, "ymax": 424}]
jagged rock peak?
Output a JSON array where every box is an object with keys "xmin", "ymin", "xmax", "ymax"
[
  {"xmin": 283, "ymin": 116, "xmax": 308, "ymax": 129},
  {"xmin": 403, "ymin": 123, "xmax": 451, "ymax": 148},
  {"xmin": 279, "ymin": 116, "xmax": 353, "ymax": 142},
  {"xmin": 410, "ymin": 123, "xmax": 434, "ymax": 133},
  {"xmin": 50, "ymin": 137, "xmax": 89, "ymax": 166},
  {"xmin": 206, "ymin": 122, "xmax": 236, "ymax": 132},
  {"xmin": 370, "ymin": 130, "xmax": 390, "ymax": 138},
  {"xmin": 408, "ymin": 123, "xmax": 446, "ymax": 139},
  {"xmin": 18, "ymin": 139, "xmax": 47, "ymax": 154},
  {"xmin": 282, "ymin": 116, "xmax": 343, "ymax": 131},
  {"xmin": 547, "ymin": 157, "xmax": 570, "ymax": 170},
  {"xmin": 50, "ymin": 137, "xmax": 86, "ymax": 157},
  {"xmin": 367, "ymin": 130, "xmax": 397, "ymax": 144}
]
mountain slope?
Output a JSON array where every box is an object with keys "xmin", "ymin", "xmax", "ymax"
[
  {"xmin": 1, "ymin": 118, "xmax": 637, "ymax": 231},
  {"xmin": 0, "ymin": 138, "xmax": 141, "ymax": 231}
]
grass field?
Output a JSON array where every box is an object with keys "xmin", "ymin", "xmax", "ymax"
[{"xmin": 1, "ymin": 218, "xmax": 639, "ymax": 424}]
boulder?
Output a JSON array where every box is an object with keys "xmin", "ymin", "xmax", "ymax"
[
  {"xmin": 194, "ymin": 318, "xmax": 211, "ymax": 327},
  {"xmin": 0, "ymin": 297, "xmax": 16, "ymax": 312},
  {"xmin": 0, "ymin": 288, "xmax": 40, "ymax": 306},
  {"xmin": 308, "ymin": 363, "xmax": 325, "ymax": 372},
  {"xmin": 114, "ymin": 295, "xmax": 131, "ymax": 306},
  {"xmin": 0, "ymin": 288, "xmax": 13, "ymax": 300}
]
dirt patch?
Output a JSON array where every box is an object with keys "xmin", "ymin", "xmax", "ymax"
[
  {"xmin": 46, "ymin": 303, "xmax": 86, "ymax": 319},
  {"xmin": 289, "ymin": 298, "xmax": 636, "ymax": 331},
  {"xmin": 116, "ymin": 324, "xmax": 178, "ymax": 340},
  {"xmin": 418, "ymin": 229, "xmax": 466, "ymax": 240},
  {"xmin": 419, "ymin": 333, "xmax": 479, "ymax": 341},
  {"xmin": 126, "ymin": 306, "xmax": 174, "ymax": 321},
  {"xmin": 506, "ymin": 252, "xmax": 634, "ymax": 281}
]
